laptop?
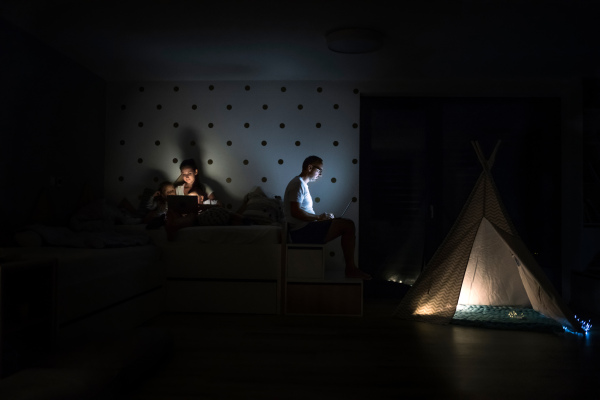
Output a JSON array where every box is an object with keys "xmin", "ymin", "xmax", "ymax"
[
  {"xmin": 337, "ymin": 200, "xmax": 354, "ymax": 218},
  {"xmin": 167, "ymin": 195, "xmax": 199, "ymax": 215}
]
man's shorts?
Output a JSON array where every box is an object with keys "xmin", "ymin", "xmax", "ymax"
[{"xmin": 289, "ymin": 220, "xmax": 333, "ymax": 244}]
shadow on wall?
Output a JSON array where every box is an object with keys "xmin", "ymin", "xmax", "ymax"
[{"xmin": 175, "ymin": 126, "xmax": 227, "ymax": 206}]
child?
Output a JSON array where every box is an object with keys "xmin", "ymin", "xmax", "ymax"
[{"xmin": 144, "ymin": 181, "xmax": 176, "ymax": 228}]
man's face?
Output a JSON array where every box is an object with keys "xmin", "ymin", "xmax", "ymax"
[{"xmin": 308, "ymin": 162, "xmax": 323, "ymax": 182}]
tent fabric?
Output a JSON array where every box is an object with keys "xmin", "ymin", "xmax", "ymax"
[{"xmin": 393, "ymin": 141, "xmax": 582, "ymax": 333}]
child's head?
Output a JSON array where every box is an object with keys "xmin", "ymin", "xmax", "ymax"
[
  {"xmin": 158, "ymin": 181, "xmax": 176, "ymax": 198},
  {"xmin": 179, "ymin": 159, "xmax": 198, "ymax": 185}
]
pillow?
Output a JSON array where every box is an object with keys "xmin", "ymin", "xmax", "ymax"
[{"xmin": 241, "ymin": 187, "xmax": 284, "ymax": 225}]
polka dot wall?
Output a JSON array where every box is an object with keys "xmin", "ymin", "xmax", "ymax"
[{"xmin": 106, "ymin": 81, "xmax": 360, "ymax": 270}]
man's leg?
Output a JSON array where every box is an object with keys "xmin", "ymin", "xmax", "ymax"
[{"xmin": 323, "ymin": 219, "xmax": 371, "ymax": 279}]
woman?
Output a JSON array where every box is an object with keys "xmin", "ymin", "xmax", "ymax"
[
  {"xmin": 173, "ymin": 159, "xmax": 216, "ymax": 204},
  {"xmin": 166, "ymin": 159, "xmax": 239, "ymax": 239}
]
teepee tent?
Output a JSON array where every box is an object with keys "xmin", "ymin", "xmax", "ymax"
[{"xmin": 394, "ymin": 141, "xmax": 583, "ymax": 333}]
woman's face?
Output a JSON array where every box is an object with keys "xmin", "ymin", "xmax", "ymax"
[{"xmin": 181, "ymin": 167, "xmax": 197, "ymax": 185}]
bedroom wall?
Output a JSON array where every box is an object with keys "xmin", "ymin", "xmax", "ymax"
[
  {"xmin": 105, "ymin": 81, "xmax": 360, "ymax": 270},
  {"xmin": 0, "ymin": 18, "xmax": 106, "ymax": 246}
]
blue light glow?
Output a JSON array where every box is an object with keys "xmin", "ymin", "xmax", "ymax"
[
  {"xmin": 575, "ymin": 315, "xmax": 593, "ymax": 332},
  {"xmin": 563, "ymin": 315, "xmax": 593, "ymax": 335}
]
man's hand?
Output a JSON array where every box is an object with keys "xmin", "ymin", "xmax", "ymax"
[{"xmin": 318, "ymin": 213, "xmax": 334, "ymax": 221}]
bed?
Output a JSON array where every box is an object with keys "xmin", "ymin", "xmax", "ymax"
[{"xmin": 150, "ymin": 223, "xmax": 284, "ymax": 314}]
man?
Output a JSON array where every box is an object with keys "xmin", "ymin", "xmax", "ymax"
[{"xmin": 283, "ymin": 155, "xmax": 371, "ymax": 280}]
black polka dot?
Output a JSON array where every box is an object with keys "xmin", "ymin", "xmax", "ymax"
[
  {"xmin": 333, "ymin": 104, "xmax": 339, "ymax": 109},
  {"xmin": 190, "ymin": 140, "xmax": 196, "ymax": 146},
  {"xmin": 119, "ymin": 176, "xmax": 124, "ymax": 181},
  {"xmin": 295, "ymin": 141, "xmax": 301, "ymax": 146},
  {"xmin": 155, "ymin": 140, "xmax": 160, "ymax": 146},
  {"xmin": 329, "ymin": 251, "xmax": 335, "ymax": 257},
  {"xmin": 261, "ymin": 140, "xmax": 267, "ymax": 146},
  {"xmin": 243, "ymin": 160, "xmax": 249, "ymax": 165},
  {"xmin": 317, "ymin": 87, "xmax": 323, "ymax": 93},
  {"xmin": 352, "ymin": 158, "xmax": 358, "ymax": 164},
  {"xmin": 156, "ymin": 104, "xmax": 162, "ymax": 110},
  {"xmin": 261, "ymin": 177, "xmax": 267, "ymax": 182},
  {"xmin": 138, "ymin": 122, "xmax": 144, "ymax": 127},
  {"xmin": 245, "ymin": 85, "xmax": 251, "ymax": 91},
  {"xmin": 353, "ymin": 88, "xmax": 359, "ymax": 94},
  {"xmin": 353, "ymin": 123, "xmax": 359, "ymax": 129},
  {"xmin": 263, "ymin": 104, "xmax": 268, "ymax": 110},
  {"xmin": 226, "ymin": 177, "xmax": 232, "ymax": 183},
  {"xmin": 208, "ymin": 159, "xmax": 213, "ymax": 165},
  {"xmin": 333, "ymin": 141, "xmax": 339, "ymax": 146},
  {"xmin": 352, "ymin": 197, "xmax": 358, "ymax": 202},
  {"xmin": 208, "ymin": 123, "xmax": 214, "ymax": 128},
  {"xmin": 226, "ymin": 104, "xmax": 232, "ymax": 110},
  {"xmin": 173, "ymin": 158, "xmax": 178, "ymax": 163},
  {"xmin": 280, "ymin": 123, "xmax": 285, "ymax": 129},
  {"xmin": 244, "ymin": 122, "xmax": 250, "ymax": 128},
  {"xmin": 278, "ymin": 159, "xmax": 284, "ymax": 165},
  {"xmin": 209, "ymin": 85, "xmax": 214, "ymax": 91},
  {"xmin": 297, "ymin": 104, "xmax": 303, "ymax": 110},
  {"xmin": 315, "ymin": 197, "xmax": 320, "ymax": 203},
  {"xmin": 139, "ymin": 87, "xmax": 144, "ymax": 92},
  {"xmin": 281, "ymin": 87, "xmax": 286, "ymax": 92},
  {"xmin": 227, "ymin": 141, "xmax": 232, "ymax": 146},
  {"xmin": 316, "ymin": 123, "xmax": 321, "ymax": 128},
  {"xmin": 174, "ymin": 86, "xmax": 179, "ymax": 92},
  {"xmin": 120, "ymin": 140, "xmax": 125, "ymax": 145},
  {"xmin": 331, "ymin": 178, "xmax": 337, "ymax": 183},
  {"xmin": 192, "ymin": 104, "xmax": 197, "ymax": 110}
]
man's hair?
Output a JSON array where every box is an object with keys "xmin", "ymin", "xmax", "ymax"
[{"xmin": 302, "ymin": 155, "xmax": 323, "ymax": 171}]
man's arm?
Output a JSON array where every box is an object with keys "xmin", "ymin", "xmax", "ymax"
[{"xmin": 290, "ymin": 202, "xmax": 332, "ymax": 221}]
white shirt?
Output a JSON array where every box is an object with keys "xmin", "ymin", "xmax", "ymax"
[{"xmin": 283, "ymin": 176, "xmax": 313, "ymax": 231}]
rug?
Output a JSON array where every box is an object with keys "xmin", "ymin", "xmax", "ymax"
[{"xmin": 451, "ymin": 305, "xmax": 564, "ymax": 333}]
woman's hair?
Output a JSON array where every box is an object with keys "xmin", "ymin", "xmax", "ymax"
[
  {"xmin": 174, "ymin": 158, "xmax": 198, "ymax": 187},
  {"xmin": 174, "ymin": 158, "xmax": 207, "ymax": 198},
  {"xmin": 179, "ymin": 158, "xmax": 198, "ymax": 171}
]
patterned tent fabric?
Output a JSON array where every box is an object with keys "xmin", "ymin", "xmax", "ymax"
[{"xmin": 393, "ymin": 141, "xmax": 582, "ymax": 333}]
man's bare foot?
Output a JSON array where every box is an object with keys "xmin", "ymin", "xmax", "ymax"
[{"xmin": 345, "ymin": 268, "xmax": 372, "ymax": 280}]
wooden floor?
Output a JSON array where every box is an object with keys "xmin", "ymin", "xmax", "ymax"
[{"xmin": 123, "ymin": 299, "xmax": 600, "ymax": 400}]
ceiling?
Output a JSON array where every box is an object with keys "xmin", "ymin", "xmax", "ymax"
[{"xmin": 1, "ymin": 0, "xmax": 599, "ymax": 82}]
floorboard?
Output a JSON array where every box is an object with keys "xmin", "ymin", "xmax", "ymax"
[{"xmin": 122, "ymin": 299, "xmax": 600, "ymax": 400}]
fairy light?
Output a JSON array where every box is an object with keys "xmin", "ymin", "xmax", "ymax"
[
  {"xmin": 575, "ymin": 315, "xmax": 592, "ymax": 332},
  {"xmin": 563, "ymin": 315, "xmax": 592, "ymax": 335}
]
